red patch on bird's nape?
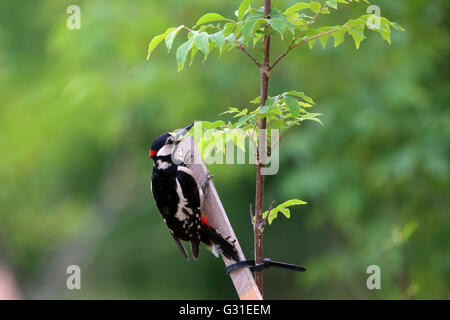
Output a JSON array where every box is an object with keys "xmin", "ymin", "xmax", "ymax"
[
  {"xmin": 149, "ymin": 149, "xmax": 157, "ymax": 157},
  {"xmin": 201, "ymin": 215, "xmax": 210, "ymax": 228}
]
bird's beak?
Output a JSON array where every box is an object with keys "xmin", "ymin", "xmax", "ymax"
[{"xmin": 174, "ymin": 123, "xmax": 194, "ymax": 142}]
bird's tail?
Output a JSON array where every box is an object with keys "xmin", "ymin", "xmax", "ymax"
[{"xmin": 200, "ymin": 216, "xmax": 240, "ymax": 262}]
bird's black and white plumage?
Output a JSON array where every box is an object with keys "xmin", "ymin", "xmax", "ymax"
[{"xmin": 149, "ymin": 124, "xmax": 239, "ymax": 261}]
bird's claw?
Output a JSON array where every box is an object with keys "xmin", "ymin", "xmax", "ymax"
[{"xmin": 201, "ymin": 172, "xmax": 214, "ymax": 194}]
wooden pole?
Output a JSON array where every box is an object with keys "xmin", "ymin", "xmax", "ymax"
[{"xmin": 179, "ymin": 137, "xmax": 262, "ymax": 300}]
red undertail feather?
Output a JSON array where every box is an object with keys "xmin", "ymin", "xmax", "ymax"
[
  {"xmin": 200, "ymin": 214, "xmax": 239, "ymax": 262},
  {"xmin": 201, "ymin": 215, "xmax": 210, "ymax": 228}
]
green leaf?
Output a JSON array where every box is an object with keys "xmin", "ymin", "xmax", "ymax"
[
  {"xmin": 375, "ymin": 17, "xmax": 396, "ymax": 45},
  {"xmin": 279, "ymin": 208, "xmax": 290, "ymax": 218},
  {"xmin": 220, "ymin": 107, "xmax": 239, "ymax": 115},
  {"xmin": 310, "ymin": 1, "xmax": 322, "ymax": 13},
  {"xmin": 229, "ymin": 129, "xmax": 246, "ymax": 151},
  {"xmin": 196, "ymin": 13, "xmax": 229, "ymax": 26},
  {"xmin": 252, "ymin": 18, "xmax": 267, "ymax": 33},
  {"xmin": 147, "ymin": 33, "xmax": 166, "ymax": 60},
  {"xmin": 287, "ymin": 91, "xmax": 316, "ymax": 104},
  {"xmin": 391, "ymin": 21, "xmax": 406, "ymax": 32},
  {"xmin": 308, "ymin": 37, "xmax": 318, "ymax": 49},
  {"xmin": 223, "ymin": 22, "xmax": 237, "ymax": 36},
  {"xmin": 277, "ymin": 199, "xmax": 307, "ymax": 208},
  {"xmin": 189, "ymin": 46, "xmax": 198, "ymax": 66},
  {"xmin": 194, "ymin": 32, "xmax": 210, "ymax": 56},
  {"xmin": 379, "ymin": 25, "xmax": 392, "ymax": 45},
  {"xmin": 210, "ymin": 31, "xmax": 226, "ymax": 49},
  {"xmin": 236, "ymin": 114, "xmax": 252, "ymax": 128},
  {"xmin": 243, "ymin": 19, "xmax": 258, "ymax": 41},
  {"xmin": 285, "ymin": 96, "xmax": 301, "ymax": 118},
  {"xmin": 219, "ymin": 42, "xmax": 232, "ymax": 55},
  {"xmin": 165, "ymin": 26, "xmax": 184, "ymax": 52},
  {"xmin": 325, "ymin": 0, "xmax": 338, "ymax": 9},
  {"xmin": 237, "ymin": 0, "xmax": 253, "ymax": 21},
  {"xmin": 250, "ymin": 96, "xmax": 261, "ymax": 104},
  {"xmin": 320, "ymin": 33, "xmax": 331, "ymax": 48},
  {"xmin": 345, "ymin": 25, "xmax": 365, "ymax": 49},
  {"xmin": 300, "ymin": 113, "xmax": 323, "ymax": 125},
  {"xmin": 263, "ymin": 199, "xmax": 307, "ymax": 225},
  {"xmin": 267, "ymin": 18, "xmax": 287, "ymax": 39},
  {"xmin": 285, "ymin": 2, "xmax": 311, "ymax": 15},
  {"xmin": 298, "ymin": 101, "xmax": 313, "ymax": 108},
  {"xmin": 176, "ymin": 38, "xmax": 194, "ymax": 71},
  {"xmin": 333, "ymin": 28, "xmax": 346, "ymax": 47},
  {"xmin": 267, "ymin": 212, "xmax": 278, "ymax": 225},
  {"xmin": 206, "ymin": 120, "xmax": 226, "ymax": 129}
]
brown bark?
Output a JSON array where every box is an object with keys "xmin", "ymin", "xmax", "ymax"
[{"xmin": 254, "ymin": 0, "xmax": 271, "ymax": 298}]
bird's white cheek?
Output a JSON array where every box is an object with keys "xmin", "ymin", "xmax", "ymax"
[{"xmin": 157, "ymin": 144, "xmax": 175, "ymax": 157}]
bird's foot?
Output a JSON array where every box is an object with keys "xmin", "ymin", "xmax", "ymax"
[{"xmin": 201, "ymin": 172, "xmax": 214, "ymax": 197}]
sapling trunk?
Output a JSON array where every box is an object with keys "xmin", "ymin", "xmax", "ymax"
[{"xmin": 254, "ymin": 0, "xmax": 271, "ymax": 298}]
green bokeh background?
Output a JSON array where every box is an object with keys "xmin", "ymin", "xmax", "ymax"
[{"xmin": 0, "ymin": 0, "xmax": 448, "ymax": 299}]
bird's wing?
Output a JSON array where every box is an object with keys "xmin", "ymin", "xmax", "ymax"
[
  {"xmin": 170, "ymin": 231, "xmax": 189, "ymax": 260},
  {"xmin": 190, "ymin": 239, "xmax": 200, "ymax": 260},
  {"xmin": 174, "ymin": 166, "xmax": 203, "ymax": 239}
]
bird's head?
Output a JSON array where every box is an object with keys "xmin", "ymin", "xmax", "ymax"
[{"xmin": 149, "ymin": 123, "xmax": 194, "ymax": 159}]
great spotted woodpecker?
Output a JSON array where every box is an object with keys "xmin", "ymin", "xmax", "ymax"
[{"xmin": 149, "ymin": 124, "xmax": 239, "ymax": 261}]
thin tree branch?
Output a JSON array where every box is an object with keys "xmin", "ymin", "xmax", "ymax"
[
  {"xmin": 270, "ymin": 119, "xmax": 300, "ymax": 151},
  {"xmin": 252, "ymin": 46, "xmax": 265, "ymax": 53},
  {"xmin": 269, "ymin": 3, "xmax": 333, "ymax": 71},
  {"xmin": 182, "ymin": 25, "xmax": 262, "ymax": 67},
  {"xmin": 238, "ymin": 45, "xmax": 261, "ymax": 68},
  {"xmin": 269, "ymin": 29, "xmax": 338, "ymax": 70},
  {"xmin": 249, "ymin": 203, "xmax": 254, "ymax": 225},
  {"xmin": 181, "ymin": 25, "xmax": 196, "ymax": 33},
  {"xmin": 307, "ymin": 2, "xmax": 327, "ymax": 27},
  {"xmin": 244, "ymin": 130, "xmax": 258, "ymax": 155},
  {"xmin": 291, "ymin": 29, "xmax": 338, "ymax": 51},
  {"xmin": 269, "ymin": 47, "xmax": 290, "ymax": 71}
]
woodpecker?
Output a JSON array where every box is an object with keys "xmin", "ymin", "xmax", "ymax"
[{"xmin": 149, "ymin": 123, "xmax": 239, "ymax": 261}]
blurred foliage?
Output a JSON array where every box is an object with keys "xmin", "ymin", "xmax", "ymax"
[{"xmin": 0, "ymin": 0, "xmax": 448, "ymax": 299}]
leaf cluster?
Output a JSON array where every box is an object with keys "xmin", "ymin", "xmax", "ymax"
[{"xmin": 147, "ymin": 0, "xmax": 405, "ymax": 70}]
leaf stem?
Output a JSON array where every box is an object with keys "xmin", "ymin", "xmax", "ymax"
[{"xmin": 262, "ymin": 200, "xmax": 276, "ymax": 228}]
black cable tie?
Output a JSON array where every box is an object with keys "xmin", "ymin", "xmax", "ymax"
[{"xmin": 226, "ymin": 258, "xmax": 306, "ymax": 274}]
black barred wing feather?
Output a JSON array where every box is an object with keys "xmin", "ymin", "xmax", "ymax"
[{"xmin": 172, "ymin": 166, "xmax": 203, "ymax": 242}]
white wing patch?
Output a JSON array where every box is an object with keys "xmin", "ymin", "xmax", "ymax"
[{"xmin": 174, "ymin": 178, "xmax": 190, "ymax": 221}]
